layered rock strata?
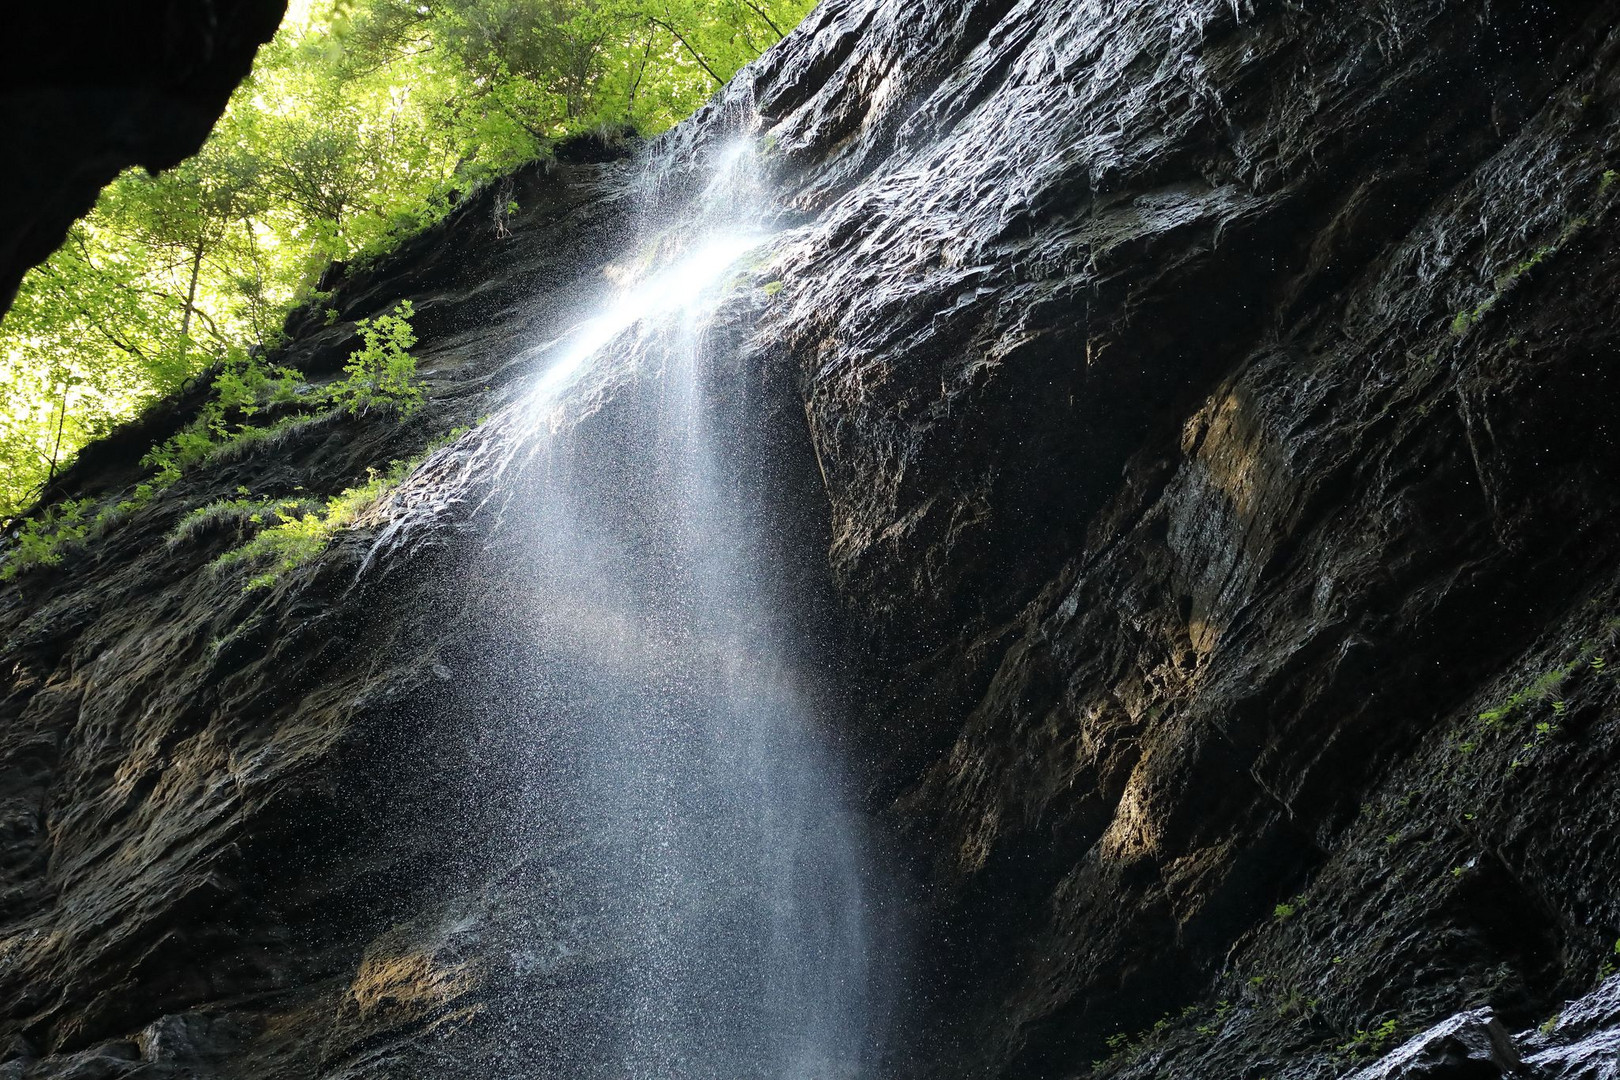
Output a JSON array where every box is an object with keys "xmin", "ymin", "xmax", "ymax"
[{"xmin": 5, "ymin": 1, "xmax": 1620, "ymax": 1077}]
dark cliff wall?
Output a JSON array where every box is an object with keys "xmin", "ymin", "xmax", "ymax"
[
  {"xmin": 0, "ymin": 155, "xmax": 643, "ymax": 1076},
  {"xmin": 743, "ymin": 2, "xmax": 1620, "ymax": 1074},
  {"xmin": 4, "ymin": 1, "xmax": 1620, "ymax": 1078},
  {"xmin": 0, "ymin": 1, "xmax": 287, "ymax": 312}
]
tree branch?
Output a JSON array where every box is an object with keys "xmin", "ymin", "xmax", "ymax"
[
  {"xmin": 740, "ymin": 0, "xmax": 785, "ymax": 40},
  {"xmin": 647, "ymin": 17, "xmax": 725, "ymax": 85}
]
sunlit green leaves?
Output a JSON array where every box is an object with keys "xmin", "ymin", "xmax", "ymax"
[{"xmin": 0, "ymin": 0, "xmax": 817, "ymax": 521}]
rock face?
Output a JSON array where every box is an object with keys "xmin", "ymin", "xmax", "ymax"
[
  {"xmin": 5, "ymin": 1, "xmax": 1620, "ymax": 1078},
  {"xmin": 0, "ymin": 1, "xmax": 287, "ymax": 311}
]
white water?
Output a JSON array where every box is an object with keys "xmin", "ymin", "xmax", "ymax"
[{"xmin": 454, "ymin": 135, "xmax": 896, "ymax": 1078}]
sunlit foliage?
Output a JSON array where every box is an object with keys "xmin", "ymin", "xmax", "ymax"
[{"xmin": 0, "ymin": 0, "xmax": 814, "ymax": 520}]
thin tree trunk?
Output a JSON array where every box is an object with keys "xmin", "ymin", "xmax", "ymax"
[
  {"xmin": 46, "ymin": 378, "xmax": 69, "ymax": 484},
  {"xmin": 628, "ymin": 33, "xmax": 654, "ymax": 112},
  {"xmin": 180, "ymin": 243, "xmax": 204, "ymax": 345}
]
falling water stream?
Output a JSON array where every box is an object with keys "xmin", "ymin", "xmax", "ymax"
[{"xmin": 423, "ymin": 131, "xmax": 896, "ymax": 1078}]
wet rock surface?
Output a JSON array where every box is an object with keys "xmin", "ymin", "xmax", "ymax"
[
  {"xmin": 1519, "ymin": 975, "xmax": 1620, "ymax": 1080},
  {"xmin": 6, "ymin": 1, "xmax": 1620, "ymax": 1077},
  {"xmin": 1347, "ymin": 1009, "xmax": 1519, "ymax": 1080}
]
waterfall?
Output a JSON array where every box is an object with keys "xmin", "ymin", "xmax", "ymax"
[{"xmin": 420, "ymin": 129, "xmax": 899, "ymax": 1079}]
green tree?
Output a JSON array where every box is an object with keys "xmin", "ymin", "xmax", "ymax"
[{"xmin": 0, "ymin": 0, "xmax": 816, "ymax": 522}]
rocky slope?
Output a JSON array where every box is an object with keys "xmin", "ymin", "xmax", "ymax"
[{"xmin": 5, "ymin": 1, "xmax": 1620, "ymax": 1078}]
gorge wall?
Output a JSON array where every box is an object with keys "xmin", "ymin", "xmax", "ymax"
[{"xmin": 4, "ymin": 1, "xmax": 1620, "ymax": 1078}]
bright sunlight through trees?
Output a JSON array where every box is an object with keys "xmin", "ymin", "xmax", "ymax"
[{"xmin": 0, "ymin": 0, "xmax": 815, "ymax": 519}]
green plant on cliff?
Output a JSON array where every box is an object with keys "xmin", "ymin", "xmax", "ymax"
[
  {"xmin": 1274, "ymin": 986, "xmax": 1313, "ymax": 1019},
  {"xmin": 1449, "ymin": 216, "xmax": 1588, "ymax": 338},
  {"xmin": 170, "ymin": 496, "xmax": 322, "ymax": 548},
  {"xmin": 214, "ymin": 462, "xmax": 411, "ymax": 590},
  {"xmin": 139, "ymin": 306, "xmax": 419, "ymax": 480},
  {"xmin": 0, "ymin": 499, "xmax": 95, "ymax": 581},
  {"xmin": 1601, "ymin": 938, "xmax": 1620, "ymax": 981},
  {"xmin": 329, "ymin": 302, "xmax": 423, "ymax": 416},
  {"xmin": 1, "ymin": 309, "xmax": 426, "ymax": 581},
  {"xmin": 209, "ymin": 423, "xmax": 469, "ymax": 590},
  {"xmin": 1477, "ymin": 658, "xmax": 1583, "ymax": 727},
  {"xmin": 141, "ymin": 352, "xmax": 313, "ymax": 481},
  {"xmin": 1338, "ymin": 1018, "xmax": 1401, "ymax": 1060}
]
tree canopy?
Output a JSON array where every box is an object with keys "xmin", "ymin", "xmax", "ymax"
[{"xmin": 0, "ymin": 0, "xmax": 814, "ymax": 520}]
